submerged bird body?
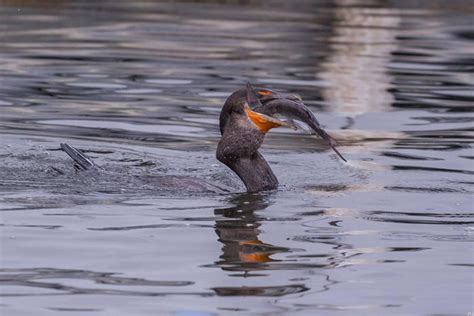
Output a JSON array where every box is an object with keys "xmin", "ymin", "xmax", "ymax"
[{"xmin": 62, "ymin": 83, "xmax": 345, "ymax": 193}]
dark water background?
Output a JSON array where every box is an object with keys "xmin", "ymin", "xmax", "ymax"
[{"xmin": 0, "ymin": 0, "xmax": 473, "ymax": 315}]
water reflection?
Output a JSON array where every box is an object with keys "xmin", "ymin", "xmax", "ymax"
[
  {"xmin": 320, "ymin": 0, "xmax": 401, "ymax": 115},
  {"xmin": 210, "ymin": 194, "xmax": 425, "ymax": 298},
  {"xmin": 213, "ymin": 193, "xmax": 289, "ymax": 276},
  {"xmin": 0, "ymin": 267, "xmax": 199, "ymax": 297},
  {"xmin": 212, "ymin": 193, "xmax": 312, "ymax": 296}
]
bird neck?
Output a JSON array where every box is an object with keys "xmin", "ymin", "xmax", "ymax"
[{"xmin": 218, "ymin": 150, "xmax": 278, "ymax": 193}]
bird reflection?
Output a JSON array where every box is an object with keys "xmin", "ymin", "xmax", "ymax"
[
  {"xmin": 212, "ymin": 193, "xmax": 311, "ymax": 297},
  {"xmin": 211, "ymin": 194, "xmax": 345, "ymax": 297},
  {"xmin": 213, "ymin": 193, "xmax": 289, "ymax": 277}
]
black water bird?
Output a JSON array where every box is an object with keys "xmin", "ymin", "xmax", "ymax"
[
  {"xmin": 62, "ymin": 83, "xmax": 345, "ymax": 193},
  {"xmin": 216, "ymin": 83, "xmax": 345, "ymax": 192}
]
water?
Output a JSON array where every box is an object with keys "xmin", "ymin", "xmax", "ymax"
[{"xmin": 1, "ymin": 1, "xmax": 473, "ymax": 315}]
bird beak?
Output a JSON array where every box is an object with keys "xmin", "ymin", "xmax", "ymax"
[
  {"xmin": 244, "ymin": 82, "xmax": 296, "ymax": 133},
  {"xmin": 244, "ymin": 103, "xmax": 295, "ymax": 134}
]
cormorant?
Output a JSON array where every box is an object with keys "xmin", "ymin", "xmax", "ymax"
[{"xmin": 62, "ymin": 83, "xmax": 345, "ymax": 193}]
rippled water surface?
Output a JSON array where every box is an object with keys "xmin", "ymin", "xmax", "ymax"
[{"xmin": 1, "ymin": 1, "xmax": 473, "ymax": 315}]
